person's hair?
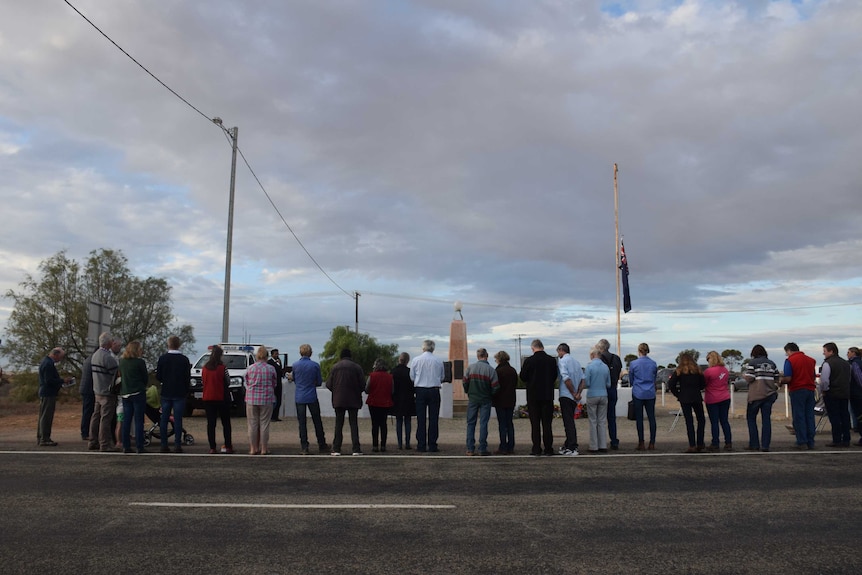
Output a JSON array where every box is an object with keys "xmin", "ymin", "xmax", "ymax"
[
  {"xmin": 422, "ymin": 340, "xmax": 435, "ymax": 352},
  {"xmin": 123, "ymin": 340, "xmax": 143, "ymax": 359},
  {"xmin": 638, "ymin": 343, "xmax": 650, "ymax": 355},
  {"xmin": 398, "ymin": 352, "xmax": 410, "ymax": 365},
  {"xmin": 784, "ymin": 342, "xmax": 799, "ymax": 352},
  {"xmin": 706, "ymin": 351, "xmax": 724, "ymax": 367},
  {"xmin": 205, "ymin": 345, "xmax": 224, "ymax": 370},
  {"xmin": 596, "ymin": 339, "xmax": 610, "ymax": 353},
  {"xmin": 98, "ymin": 332, "xmax": 113, "ymax": 347},
  {"xmin": 299, "ymin": 344, "xmax": 312, "ymax": 357},
  {"xmin": 556, "ymin": 343, "xmax": 570, "ymax": 354},
  {"xmin": 676, "ymin": 353, "xmax": 700, "ymax": 375},
  {"xmin": 476, "ymin": 348, "xmax": 488, "ymax": 359},
  {"xmin": 494, "ymin": 350, "xmax": 510, "ymax": 363},
  {"xmin": 589, "ymin": 347, "xmax": 601, "ymax": 359},
  {"xmin": 255, "ymin": 345, "xmax": 269, "ymax": 361},
  {"xmin": 271, "ymin": 348, "xmax": 279, "ymax": 355},
  {"xmin": 50, "ymin": 347, "xmax": 64, "ymax": 358},
  {"xmin": 167, "ymin": 335, "xmax": 181, "ymax": 350},
  {"xmin": 373, "ymin": 358, "xmax": 387, "ymax": 372},
  {"xmin": 823, "ymin": 342, "xmax": 839, "ymax": 355},
  {"xmin": 750, "ymin": 344, "xmax": 768, "ymax": 358},
  {"xmin": 849, "ymin": 347, "xmax": 861, "ymax": 358},
  {"xmin": 531, "ymin": 339, "xmax": 544, "ymax": 350},
  {"xmin": 340, "ymin": 348, "xmax": 352, "ymax": 359}
]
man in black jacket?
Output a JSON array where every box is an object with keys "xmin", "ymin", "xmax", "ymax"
[
  {"xmin": 519, "ymin": 339, "xmax": 558, "ymax": 456},
  {"xmin": 156, "ymin": 335, "xmax": 191, "ymax": 453},
  {"xmin": 268, "ymin": 349, "xmax": 284, "ymax": 421}
]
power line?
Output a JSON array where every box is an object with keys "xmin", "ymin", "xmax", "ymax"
[{"xmin": 64, "ymin": 0, "xmax": 353, "ymax": 300}]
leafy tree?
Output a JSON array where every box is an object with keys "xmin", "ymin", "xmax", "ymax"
[
  {"xmin": 721, "ymin": 349, "xmax": 744, "ymax": 371},
  {"xmin": 319, "ymin": 325, "xmax": 398, "ymax": 380},
  {"xmin": 3, "ymin": 249, "xmax": 195, "ymax": 372},
  {"xmin": 623, "ymin": 354, "xmax": 637, "ymax": 366},
  {"xmin": 676, "ymin": 349, "xmax": 700, "ymax": 364}
]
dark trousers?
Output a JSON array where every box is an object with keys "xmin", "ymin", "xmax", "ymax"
[
  {"xmin": 607, "ymin": 385, "xmax": 619, "ymax": 447},
  {"xmin": 747, "ymin": 393, "xmax": 777, "ymax": 450},
  {"xmin": 706, "ymin": 399, "xmax": 732, "ymax": 446},
  {"xmin": 204, "ymin": 401, "xmax": 232, "ymax": 450},
  {"xmin": 415, "ymin": 387, "xmax": 441, "ymax": 451},
  {"xmin": 81, "ymin": 393, "xmax": 95, "ymax": 439},
  {"xmin": 824, "ymin": 395, "xmax": 851, "ymax": 445},
  {"xmin": 559, "ymin": 397, "xmax": 579, "ymax": 451},
  {"xmin": 333, "ymin": 407, "xmax": 360, "ymax": 453},
  {"xmin": 495, "ymin": 407, "xmax": 515, "ymax": 452},
  {"xmin": 297, "ymin": 401, "xmax": 328, "ymax": 450},
  {"xmin": 368, "ymin": 406, "xmax": 389, "ymax": 448},
  {"xmin": 272, "ymin": 381, "xmax": 283, "ymax": 420},
  {"xmin": 395, "ymin": 415, "xmax": 412, "ymax": 448},
  {"xmin": 633, "ymin": 397, "xmax": 657, "ymax": 444},
  {"xmin": 528, "ymin": 399, "xmax": 554, "ymax": 454},
  {"xmin": 38, "ymin": 396, "xmax": 57, "ymax": 444},
  {"xmin": 681, "ymin": 401, "xmax": 705, "ymax": 448},
  {"xmin": 121, "ymin": 393, "xmax": 146, "ymax": 452}
]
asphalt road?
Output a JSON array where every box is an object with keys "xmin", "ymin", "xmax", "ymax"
[{"xmin": 1, "ymin": 448, "xmax": 860, "ymax": 574}]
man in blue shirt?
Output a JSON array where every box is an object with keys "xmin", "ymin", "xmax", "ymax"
[
  {"xmin": 289, "ymin": 344, "xmax": 330, "ymax": 455},
  {"xmin": 411, "ymin": 340, "xmax": 445, "ymax": 452},
  {"xmin": 629, "ymin": 343, "xmax": 658, "ymax": 451},
  {"xmin": 556, "ymin": 343, "xmax": 583, "ymax": 456}
]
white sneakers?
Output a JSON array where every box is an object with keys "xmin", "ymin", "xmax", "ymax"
[{"xmin": 558, "ymin": 448, "xmax": 579, "ymax": 456}]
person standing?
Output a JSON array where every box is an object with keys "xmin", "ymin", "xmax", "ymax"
[
  {"xmin": 37, "ymin": 347, "xmax": 71, "ymax": 447},
  {"xmin": 156, "ymin": 335, "xmax": 191, "ymax": 454},
  {"xmin": 743, "ymin": 345, "xmax": 779, "ymax": 452},
  {"xmin": 629, "ymin": 343, "xmax": 658, "ymax": 451},
  {"xmin": 410, "ymin": 340, "xmax": 445, "ymax": 453},
  {"xmin": 847, "ymin": 347, "xmax": 862, "ymax": 446},
  {"xmin": 578, "ymin": 347, "xmax": 611, "ymax": 453},
  {"xmin": 668, "ymin": 353, "xmax": 706, "ymax": 453},
  {"xmin": 821, "ymin": 342, "xmax": 851, "ymax": 448},
  {"xmin": 202, "ymin": 345, "xmax": 233, "ymax": 454},
  {"xmin": 555, "ymin": 343, "xmax": 583, "ymax": 456},
  {"xmin": 79, "ymin": 347, "xmax": 97, "ymax": 441},
  {"xmin": 118, "ymin": 340, "xmax": 148, "ymax": 454},
  {"xmin": 366, "ymin": 358, "xmax": 394, "ymax": 452},
  {"xmin": 492, "ymin": 350, "xmax": 518, "ymax": 455},
  {"xmin": 89, "ymin": 333, "xmax": 120, "ymax": 452},
  {"xmin": 245, "ymin": 345, "xmax": 278, "ymax": 455},
  {"xmin": 597, "ymin": 339, "xmax": 623, "ymax": 450},
  {"xmin": 268, "ymin": 348, "xmax": 284, "ymax": 422},
  {"xmin": 520, "ymin": 339, "xmax": 558, "ymax": 456},
  {"xmin": 327, "ymin": 348, "xmax": 365, "ymax": 456},
  {"xmin": 780, "ymin": 342, "xmax": 818, "ymax": 450},
  {"xmin": 463, "ymin": 348, "xmax": 499, "ymax": 456},
  {"xmin": 290, "ymin": 344, "xmax": 330, "ymax": 455},
  {"xmin": 703, "ymin": 351, "xmax": 732, "ymax": 451},
  {"xmin": 390, "ymin": 352, "xmax": 415, "ymax": 450}
]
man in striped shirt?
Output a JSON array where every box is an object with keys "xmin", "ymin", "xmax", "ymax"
[{"xmin": 463, "ymin": 348, "xmax": 499, "ymax": 456}]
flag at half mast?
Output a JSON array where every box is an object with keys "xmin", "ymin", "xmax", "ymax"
[{"xmin": 620, "ymin": 240, "xmax": 632, "ymax": 313}]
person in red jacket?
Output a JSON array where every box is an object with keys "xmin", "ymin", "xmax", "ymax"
[
  {"xmin": 780, "ymin": 342, "xmax": 817, "ymax": 449},
  {"xmin": 202, "ymin": 345, "xmax": 233, "ymax": 454},
  {"xmin": 366, "ymin": 358, "xmax": 394, "ymax": 452}
]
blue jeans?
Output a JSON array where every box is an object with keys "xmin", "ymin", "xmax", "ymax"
[
  {"xmin": 633, "ymin": 397, "xmax": 656, "ymax": 444},
  {"xmin": 395, "ymin": 415, "xmax": 412, "ymax": 448},
  {"xmin": 122, "ymin": 393, "xmax": 146, "ymax": 451},
  {"xmin": 495, "ymin": 407, "xmax": 515, "ymax": 452},
  {"xmin": 466, "ymin": 400, "xmax": 491, "ymax": 453},
  {"xmin": 706, "ymin": 399, "xmax": 732, "ymax": 446},
  {"xmin": 415, "ymin": 387, "xmax": 441, "ymax": 451},
  {"xmin": 790, "ymin": 389, "xmax": 816, "ymax": 447},
  {"xmin": 607, "ymin": 385, "xmax": 619, "ymax": 447},
  {"xmin": 747, "ymin": 393, "xmax": 777, "ymax": 450},
  {"xmin": 296, "ymin": 401, "xmax": 327, "ymax": 450},
  {"xmin": 681, "ymin": 401, "xmax": 705, "ymax": 448},
  {"xmin": 161, "ymin": 396, "xmax": 186, "ymax": 448}
]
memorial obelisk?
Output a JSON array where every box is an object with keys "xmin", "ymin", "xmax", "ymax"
[{"xmin": 449, "ymin": 301, "xmax": 469, "ymax": 402}]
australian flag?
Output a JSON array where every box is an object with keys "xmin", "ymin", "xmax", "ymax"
[{"xmin": 620, "ymin": 240, "xmax": 632, "ymax": 313}]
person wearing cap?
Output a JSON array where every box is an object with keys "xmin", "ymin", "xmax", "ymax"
[
  {"xmin": 38, "ymin": 347, "xmax": 72, "ymax": 446},
  {"xmin": 268, "ymin": 348, "xmax": 284, "ymax": 422}
]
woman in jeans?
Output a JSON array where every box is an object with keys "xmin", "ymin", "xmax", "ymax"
[
  {"xmin": 202, "ymin": 345, "xmax": 233, "ymax": 454},
  {"xmin": 118, "ymin": 340, "xmax": 148, "ymax": 454},
  {"xmin": 703, "ymin": 351, "xmax": 733, "ymax": 451},
  {"xmin": 668, "ymin": 353, "xmax": 706, "ymax": 453},
  {"xmin": 365, "ymin": 358, "xmax": 394, "ymax": 452},
  {"xmin": 743, "ymin": 345, "xmax": 779, "ymax": 451},
  {"xmin": 629, "ymin": 343, "xmax": 658, "ymax": 450}
]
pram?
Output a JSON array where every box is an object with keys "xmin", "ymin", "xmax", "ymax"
[{"xmin": 143, "ymin": 405, "xmax": 194, "ymax": 447}]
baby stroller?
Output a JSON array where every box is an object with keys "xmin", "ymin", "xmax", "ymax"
[{"xmin": 143, "ymin": 405, "xmax": 194, "ymax": 447}]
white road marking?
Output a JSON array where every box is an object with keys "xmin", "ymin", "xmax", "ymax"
[{"xmin": 130, "ymin": 502, "xmax": 455, "ymax": 509}]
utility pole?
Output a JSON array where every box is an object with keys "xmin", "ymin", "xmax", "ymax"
[
  {"xmin": 515, "ymin": 333, "xmax": 526, "ymax": 368},
  {"xmin": 213, "ymin": 118, "xmax": 238, "ymax": 343},
  {"xmin": 354, "ymin": 291, "xmax": 360, "ymax": 335}
]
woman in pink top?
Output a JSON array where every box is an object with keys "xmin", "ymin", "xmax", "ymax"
[{"xmin": 703, "ymin": 351, "xmax": 732, "ymax": 451}]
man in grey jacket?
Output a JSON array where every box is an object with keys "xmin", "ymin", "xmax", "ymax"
[{"xmin": 88, "ymin": 332, "xmax": 120, "ymax": 452}]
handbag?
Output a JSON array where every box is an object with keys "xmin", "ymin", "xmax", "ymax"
[{"xmin": 627, "ymin": 400, "xmax": 636, "ymax": 421}]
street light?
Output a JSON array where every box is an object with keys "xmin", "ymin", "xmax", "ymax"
[{"xmin": 213, "ymin": 117, "xmax": 238, "ymax": 343}]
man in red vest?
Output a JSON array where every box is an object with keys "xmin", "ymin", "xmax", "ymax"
[{"xmin": 780, "ymin": 342, "xmax": 817, "ymax": 449}]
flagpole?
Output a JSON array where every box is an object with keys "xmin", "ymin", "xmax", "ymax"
[{"xmin": 614, "ymin": 163, "xmax": 621, "ymax": 355}]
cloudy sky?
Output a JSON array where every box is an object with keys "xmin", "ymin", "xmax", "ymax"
[{"xmin": 1, "ymin": 0, "xmax": 860, "ymax": 368}]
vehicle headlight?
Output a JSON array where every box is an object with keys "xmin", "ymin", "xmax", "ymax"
[{"xmin": 229, "ymin": 377, "xmax": 243, "ymax": 387}]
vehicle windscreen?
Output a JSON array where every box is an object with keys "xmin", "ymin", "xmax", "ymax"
[{"xmin": 193, "ymin": 354, "xmax": 249, "ymax": 370}]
